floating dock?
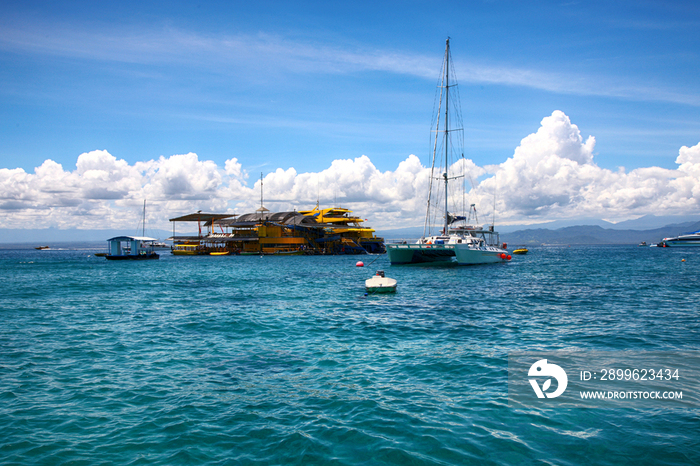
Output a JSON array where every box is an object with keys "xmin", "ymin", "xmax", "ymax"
[{"xmin": 168, "ymin": 207, "xmax": 385, "ymax": 256}]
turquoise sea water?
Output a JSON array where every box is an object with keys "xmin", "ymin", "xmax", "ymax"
[{"xmin": 1, "ymin": 244, "xmax": 698, "ymax": 465}]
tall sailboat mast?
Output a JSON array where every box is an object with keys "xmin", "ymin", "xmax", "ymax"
[{"xmin": 443, "ymin": 38, "xmax": 450, "ymax": 235}]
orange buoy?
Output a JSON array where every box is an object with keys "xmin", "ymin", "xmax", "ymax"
[
  {"xmin": 507, "ymin": 255, "xmax": 512, "ymax": 260},
  {"xmin": 356, "ymin": 261, "xmax": 364, "ymax": 267},
  {"xmin": 500, "ymin": 253, "xmax": 506, "ymax": 259}
]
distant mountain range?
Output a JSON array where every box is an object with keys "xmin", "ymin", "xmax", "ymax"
[
  {"xmin": 495, "ymin": 214, "xmax": 700, "ymax": 233},
  {"xmin": 500, "ymin": 221, "xmax": 700, "ymax": 245},
  {"xmin": 379, "ymin": 215, "xmax": 700, "ymax": 245},
  {"xmin": 0, "ymin": 228, "xmax": 179, "ymax": 244}
]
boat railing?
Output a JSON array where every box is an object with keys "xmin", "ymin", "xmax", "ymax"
[
  {"xmin": 387, "ymin": 243, "xmax": 454, "ymax": 249},
  {"xmin": 386, "ymin": 239, "xmax": 419, "ymax": 245}
]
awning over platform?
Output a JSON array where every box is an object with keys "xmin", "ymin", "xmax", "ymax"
[{"xmin": 169, "ymin": 212, "xmax": 236, "ymax": 223}]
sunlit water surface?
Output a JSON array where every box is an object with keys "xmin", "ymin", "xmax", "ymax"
[{"xmin": 1, "ymin": 244, "xmax": 698, "ymax": 465}]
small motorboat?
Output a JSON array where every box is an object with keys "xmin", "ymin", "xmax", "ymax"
[
  {"xmin": 638, "ymin": 241, "xmax": 647, "ymax": 247},
  {"xmin": 512, "ymin": 246, "xmax": 528, "ymax": 255},
  {"xmin": 365, "ymin": 270, "xmax": 397, "ymax": 293},
  {"xmin": 35, "ymin": 246, "xmax": 50, "ymax": 250}
]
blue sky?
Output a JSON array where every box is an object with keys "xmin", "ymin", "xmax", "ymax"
[{"xmin": 1, "ymin": 0, "xmax": 699, "ymax": 230}]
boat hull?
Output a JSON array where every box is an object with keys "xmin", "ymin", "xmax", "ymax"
[
  {"xmin": 454, "ymin": 245, "xmax": 508, "ymax": 265},
  {"xmin": 387, "ymin": 243, "xmax": 506, "ymax": 265},
  {"xmin": 661, "ymin": 240, "xmax": 700, "ymax": 247},
  {"xmin": 660, "ymin": 232, "xmax": 700, "ymax": 247},
  {"xmin": 105, "ymin": 253, "xmax": 159, "ymax": 260},
  {"xmin": 365, "ymin": 276, "xmax": 398, "ymax": 293},
  {"xmin": 386, "ymin": 244, "xmax": 455, "ymax": 264},
  {"xmin": 366, "ymin": 285, "xmax": 397, "ymax": 293}
]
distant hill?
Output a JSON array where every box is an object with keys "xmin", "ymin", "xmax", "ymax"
[
  {"xmin": 495, "ymin": 214, "xmax": 700, "ymax": 233},
  {"xmin": 378, "ymin": 217, "xmax": 700, "ymax": 245},
  {"xmin": 0, "ymin": 228, "xmax": 181, "ymax": 244},
  {"xmin": 501, "ymin": 221, "xmax": 700, "ymax": 245}
]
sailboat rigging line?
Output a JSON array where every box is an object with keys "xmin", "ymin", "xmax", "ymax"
[
  {"xmin": 424, "ymin": 59, "xmax": 444, "ymax": 238},
  {"xmin": 443, "ymin": 37, "xmax": 450, "ymax": 236},
  {"xmin": 425, "ymin": 37, "xmax": 471, "ymax": 237},
  {"xmin": 136, "ymin": 199, "xmax": 149, "ymax": 237},
  {"xmin": 492, "ymin": 172, "xmax": 497, "ymax": 228},
  {"xmin": 462, "ymin": 155, "xmax": 467, "ymax": 221}
]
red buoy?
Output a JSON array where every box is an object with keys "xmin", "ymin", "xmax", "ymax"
[
  {"xmin": 507, "ymin": 255, "xmax": 512, "ymax": 260},
  {"xmin": 500, "ymin": 253, "xmax": 506, "ymax": 259},
  {"xmin": 356, "ymin": 261, "xmax": 364, "ymax": 267}
]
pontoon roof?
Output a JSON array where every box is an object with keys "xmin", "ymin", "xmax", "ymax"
[
  {"xmin": 220, "ymin": 211, "xmax": 320, "ymax": 226},
  {"xmin": 169, "ymin": 212, "xmax": 236, "ymax": 222}
]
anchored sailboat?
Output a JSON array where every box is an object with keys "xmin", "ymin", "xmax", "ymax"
[{"xmin": 386, "ymin": 38, "xmax": 509, "ymax": 265}]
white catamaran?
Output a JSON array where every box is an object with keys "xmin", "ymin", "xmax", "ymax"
[{"xmin": 387, "ymin": 38, "xmax": 510, "ymax": 265}]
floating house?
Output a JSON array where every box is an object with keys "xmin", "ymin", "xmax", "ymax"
[
  {"xmin": 168, "ymin": 207, "xmax": 385, "ymax": 256},
  {"xmin": 105, "ymin": 236, "xmax": 160, "ymax": 260}
]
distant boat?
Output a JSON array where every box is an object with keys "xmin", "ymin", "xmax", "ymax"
[
  {"xmin": 268, "ymin": 250, "xmax": 304, "ymax": 256},
  {"xmin": 35, "ymin": 246, "xmax": 50, "ymax": 250},
  {"xmin": 512, "ymin": 246, "xmax": 529, "ymax": 255},
  {"xmin": 365, "ymin": 271, "xmax": 397, "ymax": 293},
  {"xmin": 659, "ymin": 231, "xmax": 700, "ymax": 247},
  {"xmin": 172, "ymin": 244, "xmax": 202, "ymax": 255},
  {"xmin": 638, "ymin": 241, "xmax": 647, "ymax": 247},
  {"xmin": 239, "ymin": 249, "xmax": 304, "ymax": 256}
]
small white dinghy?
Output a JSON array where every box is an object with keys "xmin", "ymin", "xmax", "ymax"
[{"xmin": 365, "ymin": 270, "xmax": 397, "ymax": 293}]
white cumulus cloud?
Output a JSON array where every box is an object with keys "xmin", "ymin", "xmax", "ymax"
[{"xmin": 1, "ymin": 111, "xmax": 699, "ymax": 233}]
